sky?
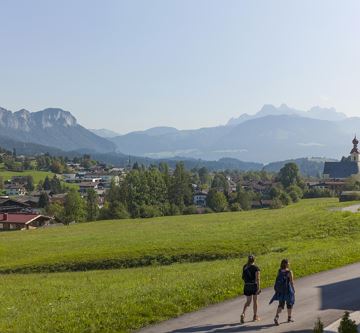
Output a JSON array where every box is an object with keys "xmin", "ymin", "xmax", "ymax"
[{"xmin": 0, "ymin": 0, "xmax": 360, "ymax": 133}]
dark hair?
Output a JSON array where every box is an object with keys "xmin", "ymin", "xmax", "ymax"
[
  {"xmin": 247, "ymin": 255, "xmax": 255, "ymax": 265},
  {"xmin": 280, "ymin": 259, "xmax": 289, "ymax": 270}
]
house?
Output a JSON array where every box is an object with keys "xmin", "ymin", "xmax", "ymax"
[
  {"xmin": 193, "ymin": 192, "xmax": 208, "ymax": 207},
  {"xmin": 324, "ymin": 136, "xmax": 360, "ymax": 179},
  {"xmin": 0, "ymin": 197, "xmax": 30, "ymax": 213},
  {"xmin": 0, "ymin": 213, "xmax": 53, "ymax": 231},
  {"xmin": 78, "ymin": 182, "xmax": 99, "ymax": 194},
  {"xmin": 15, "ymin": 196, "xmax": 40, "ymax": 209},
  {"xmin": 339, "ymin": 191, "xmax": 360, "ymax": 202},
  {"xmin": 308, "ymin": 181, "xmax": 345, "ymax": 194},
  {"xmin": 50, "ymin": 193, "xmax": 68, "ymax": 205},
  {"xmin": 4, "ymin": 184, "xmax": 26, "ymax": 196}
]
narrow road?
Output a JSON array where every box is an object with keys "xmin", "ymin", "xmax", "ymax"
[
  {"xmin": 342, "ymin": 204, "xmax": 360, "ymax": 213},
  {"xmin": 139, "ymin": 262, "xmax": 360, "ymax": 333}
]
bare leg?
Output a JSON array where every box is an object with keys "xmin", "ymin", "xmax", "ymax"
[
  {"xmin": 274, "ymin": 306, "xmax": 282, "ymax": 325},
  {"xmin": 287, "ymin": 307, "xmax": 293, "ymax": 322},
  {"xmin": 242, "ymin": 296, "xmax": 252, "ymax": 315},
  {"xmin": 241, "ymin": 296, "xmax": 252, "ymax": 323},
  {"xmin": 252, "ymin": 295, "xmax": 259, "ymax": 320}
]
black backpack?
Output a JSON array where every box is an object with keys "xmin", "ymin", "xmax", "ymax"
[{"xmin": 274, "ymin": 270, "xmax": 289, "ymax": 294}]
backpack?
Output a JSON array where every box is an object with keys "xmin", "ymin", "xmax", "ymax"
[{"xmin": 274, "ymin": 270, "xmax": 289, "ymax": 294}]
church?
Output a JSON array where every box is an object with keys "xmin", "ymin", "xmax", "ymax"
[{"xmin": 323, "ymin": 136, "xmax": 360, "ymax": 179}]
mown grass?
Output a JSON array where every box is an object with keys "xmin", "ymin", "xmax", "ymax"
[
  {"xmin": 0, "ymin": 198, "xmax": 358, "ymax": 273},
  {"xmin": 0, "ymin": 236, "xmax": 360, "ymax": 333},
  {"xmin": 0, "ymin": 198, "xmax": 360, "ymax": 332}
]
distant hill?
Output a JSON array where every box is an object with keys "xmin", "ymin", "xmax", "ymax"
[
  {"xmin": 263, "ymin": 157, "xmax": 337, "ymax": 177},
  {"xmin": 0, "ymin": 107, "xmax": 115, "ymax": 153},
  {"xmin": 89, "ymin": 128, "xmax": 120, "ymax": 138},
  {"xmin": 110, "ymin": 111, "xmax": 357, "ymax": 163}
]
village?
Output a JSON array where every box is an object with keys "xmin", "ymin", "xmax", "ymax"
[{"xmin": 1, "ymin": 137, "xmax": 360, "ymax": 232}]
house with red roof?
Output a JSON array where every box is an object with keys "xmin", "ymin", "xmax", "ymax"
[{"xmin": 0, "ymin": 213, "xmax": 53, "ymax": 231}]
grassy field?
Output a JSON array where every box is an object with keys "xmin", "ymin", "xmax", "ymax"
[
  {"xmin": 0, "ymin": 170, "xmax": 54, "ymax": 185},
  {"xmin": 0, "ymin": 170, "xmax": 79, "ymax": 191},
  {"xmin": 0, "ymin": 198, "xmax": 360, "ymax": 332}
]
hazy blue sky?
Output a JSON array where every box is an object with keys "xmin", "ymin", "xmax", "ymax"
[{"xmin": 1, "ymin": 0, "xmax": 359, "ymax": 133}]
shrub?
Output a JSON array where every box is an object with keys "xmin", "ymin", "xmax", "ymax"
[
  {"xmin": 164, "ymin": 203, "xmax": 181, "ymax": 216},
  {"xmin": 313, "ymin": 318, "xmax": 324, "ymax": 333},
  {"xmin": 139, "ymin": 205, "xmax": 162, "ymax": 218},
  {"xmin": 289, "ymin": 190, "xmax": 300, "ymax": 203},
  {"xmin": 279, "ymin": 191, "xmax": 292, "ymax": 206},
  {"xmin": 270, "ymin": 198, "xmax": 283, "ymax": 209},
  {"xmin": 183, "ymin": 205, "xmax": 198, "ymax": 215},
  {"xmin": 203, "ymin": 207, "xmax": 214, "ymax": 214},
  {"xmin": 338, "ymin": 311, "xmax": 358, "ymax": 333},
  {"xmin": 303, "ymin": 188, "xmax": 333, "ymax": 198},
  {"xmin": 230, "ymin": 203, "xmax": 242, "ymax": 211}
]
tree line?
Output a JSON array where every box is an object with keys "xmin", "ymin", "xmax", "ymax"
[{"xmin": 41, "ymin": 162, "xmax": 332, "ymax": 223}]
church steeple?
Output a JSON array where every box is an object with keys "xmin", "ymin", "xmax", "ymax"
[{"xmin": 350, "ymin": 135, "xmax": 360, "ymax": 161}]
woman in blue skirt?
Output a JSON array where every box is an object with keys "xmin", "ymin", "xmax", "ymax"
[{"xmin": 269, "ymin": 259, "xmax": 295, "ymax": 325}]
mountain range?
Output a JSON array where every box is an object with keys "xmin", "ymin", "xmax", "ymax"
[
  {"xmin": 0, "ymin": 104, "xmax": 357, "ymax": 167},
  {"xmin": 107, "ymin": 105, "xmax": 358, "ymax": 163},
  {"xmin": 0, "ymin": 107, "xmax": 115, "ymax": 153}
]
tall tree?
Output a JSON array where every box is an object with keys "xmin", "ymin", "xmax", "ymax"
[
  {"xmin": 169, "ymin": 162, "xmax": 193, "ymax": 212},
  {"xmin": 207, "ymin": 189, "xmax": 228, "ymax": 212},
  {"xmin": 63, "ymin": 189, "xmax": 85, "ymax": 224},
  {"xmin": 38, "ymin": 192, "xmax": 50, "ymax": 208},
  {"xmin": 278, "ymin": 163, "xmax": 300, "ymax": 188},
  {"xmin": 25, "ymin": 176, "xmax": 35, "ymax": 192},
  {"xmin": 86, "ymin": 188, "xmax": 99, "ymax": 221}
]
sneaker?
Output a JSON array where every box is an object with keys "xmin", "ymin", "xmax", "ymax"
[
  {"xmin": 288, "ymin": 317, "xmax": 294, "ymax": 323},
  {"xmin": 253, "ymin": 315, "xmax": 260, "ymax": 322},
  {"xmin": 240, "ymin": 314, "xmax": 245, "ymax": 324}
]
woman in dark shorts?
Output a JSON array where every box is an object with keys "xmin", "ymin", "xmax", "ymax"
[
  {"xmin": 240, "ymin": 255, "xmax": 261, "ymax": 323},
  {"xmin": 270, "ymin": 259, "xmax": 295, "ymax": 325}
]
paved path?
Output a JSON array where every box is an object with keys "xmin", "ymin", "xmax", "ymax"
[
  {"xmin": 341, "ymin": 204, "xmax": 360, "ymax": 213},
  {"xmin": 139, "ymin": 262, "xmax": 360, "ymax": 333}
]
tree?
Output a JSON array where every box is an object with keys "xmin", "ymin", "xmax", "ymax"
[
  {"xmin": 86, "ymin": 188, "xmax": 99, "ymax": 221},
  {"xmin": 0, "ymin": 176, "xmax": 3, "ymax": 190},
  {"xmin": 51, "ymin": 160, "xmax": 64, "ymax": 174},
  {"xmin": 211, "ymin": 173, "xmax": 229, "ymax": 192},
  {"xmin": 198, "ymin": 167, "xmax": 210, "ymax": 185},
  {"xmin": 25, "ymin": 176, "xmax": 34, "ymax": 192},
  {"xmin": 50, "ymin": 176, "xmax": 62, "ymax": 194},
  {"xmin": 278, "ymin": 163, "xmax": 301, "ymax": 188},
  {"xmin": 207, "ymin": 189, "xmax": 228, "ymax": 212},
  {"xmin": 169, "ymin": 163, "xmax": 193, "ymax": 212},
  {"xmin": 338, "ymin": 311, "xmax": 357, "ymax": 333},
  {"xmin": 237, "ymin": 189, "xmax": 252, "ymax": 210},
  {"xmin": 38, "ymin": 192, "xmax": 50, "ymax": 208},
  {"xmin": 46, "ymin": 202, "xmax": 64, "ymax": 220},
  {"xmin": 63, "ymin": 189, "xmax": 85, "ymax": 224},
  {"xmin": 43, "ymin": 176, "xmax": 51, "ymax": 190}
]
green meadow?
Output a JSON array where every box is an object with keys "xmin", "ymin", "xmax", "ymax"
[
  {"xmin": 0, "ymin": 170, "xmax": 79, "ymax": 191},
  {"xmin": 0, "ymin": 198, "xmax": 360, "ymax": 332},
  {"xmin": 0, "ymin": 170, "xmax": 54, "ymax": 185}
]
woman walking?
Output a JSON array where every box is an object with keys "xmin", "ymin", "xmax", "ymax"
[
  {"xmin": 240, "ymin": 255, "xmax": 261, "ymax": 324},
  {"xmin": 270, "ymin": 259, "xmax": 295, "ymax": 326}
]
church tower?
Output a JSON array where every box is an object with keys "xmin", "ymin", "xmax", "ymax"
[{"xmin": 350, "ymin": 135, "xmax": 359, "ymax": 162}]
